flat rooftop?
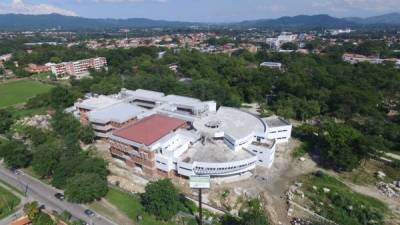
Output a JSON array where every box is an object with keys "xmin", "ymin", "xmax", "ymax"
[
  {"xmin": 88, "ymin": 102, "xmax": 147, "ymax": 124},
  {"xmin": 112, "ymin": 114, "xmax": 186, "ymax": 146},
  {"xmin": 75, "ymin": 95, "xmax": 121, "ymax": 110},
  {"xmin": 162, "ymin": 94, "xmax": 201, "ymax": 106},
  {"xmin": 262, "ymin": 116, "xmax": 291, "ymax": 128},
  {"xmin": 125, "ymin": 89, "xmax": 165, "ymax": 101},
  {"xmin": 180, "ymin": 139, "xmax": 254, "ymax": 163},
  {"xmin": 193, "ymin": 107, "xmax": 265, "ymax": 139}
]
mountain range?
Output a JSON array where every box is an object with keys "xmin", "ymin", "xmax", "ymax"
[{"xmin": 0, "ymin": 13, "xmax": 400, "ymax": 30}]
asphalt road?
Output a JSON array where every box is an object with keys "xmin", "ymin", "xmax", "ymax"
[{"xmin": 0, "ymin": 165, "xmax": 117, "ymax": 225}]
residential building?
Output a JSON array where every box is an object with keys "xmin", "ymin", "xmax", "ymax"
[
  {"xmin": 24, "ymin": 63, "xmax": 51, "ymax": 74},
  {"xmin": 49, "ymin": 57, "xmax": 107, "ymax": 79}
]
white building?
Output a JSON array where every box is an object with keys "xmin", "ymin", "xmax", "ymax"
[
  {"xmin": 260, "ymin": 62, "xmax": 282, "ymax": 70},
  {"xmin": 70, "ymin": 89, "xmax": 292, "ymax": 178},
  {"xmin": 263, "ymin": 116, "xmax": 292, "ymax": 143},
  {"xmin": 266, "ymin": 32, "xmax": 298, "ymax": 50}
]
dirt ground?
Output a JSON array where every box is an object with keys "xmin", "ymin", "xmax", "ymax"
[
  {"xmin": 92, "ymin": 138, "xmax": 399, "ymax": 225},
  {"xmin": 204, "ymin": 139, "xmax": 318, "ymax": 225}
]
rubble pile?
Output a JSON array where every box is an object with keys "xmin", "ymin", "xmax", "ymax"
[
  {"xmin": 16, "ymin": 114, "xmax": 51, "ymax": 129},
  {"xmin": 290, "ymin": 218, "xmax": 314, "ymax": 225},
  {"xmin": 376, "ymin": 181, "xmax": 400, "ymax": 198},
  {"xmin": 286, "ymin": 182, "xmax": 304, "ymax": 217}
]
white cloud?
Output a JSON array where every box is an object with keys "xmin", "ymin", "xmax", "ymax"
[
  {"xmin": 0, "ymin": 0, "xmax": 77, "ymax": 16},
  {"xmin": 312, "ymin": 0, "xmax": 400, "ymax": 14},
  {"xmin": 92, "ymin": 0, "xmax": 166, "ymax": 2}
]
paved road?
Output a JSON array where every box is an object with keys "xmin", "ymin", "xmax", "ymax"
[{"xmin": 0, "ymin": 166, "xmax": 117, "ymax": 225}]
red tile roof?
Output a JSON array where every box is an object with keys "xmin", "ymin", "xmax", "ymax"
[
  {"xmin": 10, "ymin": 216, "xmax": 31, "ymax": 225},
  {"xmin": 113, "ymin": 114, "xmax": 186, "ymax": 146}
]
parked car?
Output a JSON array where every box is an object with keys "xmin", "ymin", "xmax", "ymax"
[
  {"xmin": 8, "ymin": 166, "xmax": 21, "ymax": 175},
  {"xmin": 84, "ymin": 209, "xmax": 95, "ymax": 217},
  {"xmin": 54, "ymin": 193, "xmax": 65, "ymax": 200}
]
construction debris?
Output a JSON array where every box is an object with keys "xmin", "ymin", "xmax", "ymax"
[
  {"xmin": 376, "ymin": 181, "xmax": 400, "ymax": 198},
  {"xmin": 16, "ymin": 114, "xmax": 51, "ymax": 130}
]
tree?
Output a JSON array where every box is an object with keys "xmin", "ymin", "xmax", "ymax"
[
  {"xmin": 49, "ymin": 87, "xmax": 76, "ymax": 109},
  {"xmin": 0, "ymin": 109, "xmax": 13, "ymax": 133},
  {"xmin": 319, "ymin": 121, "xmax": 363, "ymax": 171},
  {"xmin": 51, "ymin": 110, "xmax": 81, "ymax": 137},
  {"xmin": 23, "ymin": 201, "xmax": 40, "ymax": 220},
  {"xmin": 281, "ymin": 42, "xmax": 298, "ymax": 50},
  {"xmin": 141, "ymin": 179, "xmax": 182, "ymax": 220},
  {"xmin": 79, "ymin": 125, "xmax": 95, "ymax": 144},
  {"xmin": 64, "ymin": 173, "xmax": 108, "ymax": 203},
  {"xmin": 32, "ymin": 142, "xmax": 61, "ymax": 178},
  {"xmin": 32, "ymin": 212, "xmax": 55, "ymax": 225},
  {"xmin": 0, "ymin": 140, "xmax": 31, "ymax": 168}
]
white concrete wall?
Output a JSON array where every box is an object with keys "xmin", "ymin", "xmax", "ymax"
[
  {"xmin": 177, "ymin": 161, "xmax": 195, "ymax": 177},
  {"xmin": 266, "ymin": 124, "xmax": 292, "ymax": 143},
  {"xmin": 155, "ymin": 154, "xmax": 174, "ymax": 172},
  {"xmin": 192, "ymin": 156, "xmax": 258, "ymax": 176}
]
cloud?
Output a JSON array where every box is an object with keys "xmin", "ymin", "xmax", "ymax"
[
  {"xmin": 0, "ymin": 0, "xmax": 77, "ymax": 16},
  {"xmin": 312, "ymin": 0, "xmax": 400, "ymax": 14},
  {"xmin": 91, "ymin": 0, "xmax": 166, "ymax": 2}
]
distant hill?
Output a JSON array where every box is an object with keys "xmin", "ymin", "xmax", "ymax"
[
  {"xmin": 0, "ymin": 13, "xmax": 399, "ymax": 31},
  {"xmin": 345, "ymin": 13, "xmax": 400, "ymax": 25},
  {"xmin": 0, "ymin": 13, "xmax": 199, "ymax": 30},
  {"xmin": 237, "ymin": 14, "xmax": 355, "ymax": 29}
]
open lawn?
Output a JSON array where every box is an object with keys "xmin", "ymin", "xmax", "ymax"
[
  {"xmin": 300, "ymin": 174, "xmax": 388, "ymax": 225},
  {"xmin": 0, "ymin": 79, "xmax": 53, "ymax": 108},
  {"xmin": 0, "ymin": 183, "xmax": 21, "ymax": 219}
]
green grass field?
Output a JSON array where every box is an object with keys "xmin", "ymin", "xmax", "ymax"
[
  {"xmin": 0, "ymin": 79, "xmax": 53, "ymax": 108},
  {"xmin": 0, "ymin": 184, "xmax": 20, "ymax": 219}
]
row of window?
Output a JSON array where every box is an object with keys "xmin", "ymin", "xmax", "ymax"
[{"xmin": 195, "ymin": 161, "xmax": 256, "ymax": 172}]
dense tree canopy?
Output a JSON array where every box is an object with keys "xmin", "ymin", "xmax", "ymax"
[
  {"xmin": 0, "ymin": 140, "xmax": 31, "ymax": 168},
  {"xmin": 65, "ymin": 172, "xmax": 108, "ymax": 203},
  {"xmin": 141, "ymin": 179, "xmax": 182, "ymax": 220},
  {"xmin": 0, "ymin": 109, "xmax": 13, "ymax": 134}
]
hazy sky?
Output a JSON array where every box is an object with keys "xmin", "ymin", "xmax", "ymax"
[{"xmin": 0, "ymin": 0, "xmax": 399, "ymax": 22}]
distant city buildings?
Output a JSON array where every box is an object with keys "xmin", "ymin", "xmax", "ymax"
[
  {"xmin": 69, "ymin": 89, "xmax": 292, "ymax": 179},
  {"xmin": 343, "ymin": 53, "xmax": 400, "ymax": 67},
  {"xmin": 327, "ymin": 28, "xmax": 352, "ymax": 35},
  {"xmin": 49, "ymin": 57, "xmax": 107, "ymax": 79},
  {"xmin": 266, "ymin": 32, "xmax": 298, "ymax": 50}
]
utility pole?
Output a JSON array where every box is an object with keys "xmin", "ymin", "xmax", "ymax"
[{"xmin": 198, "ymin": 188, "xmax": 203, "ymax": 225}]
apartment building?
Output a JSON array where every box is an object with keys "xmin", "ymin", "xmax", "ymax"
[{"xmin": 49, "ymin": 57, "xmax": 107, "ymax": 79}]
